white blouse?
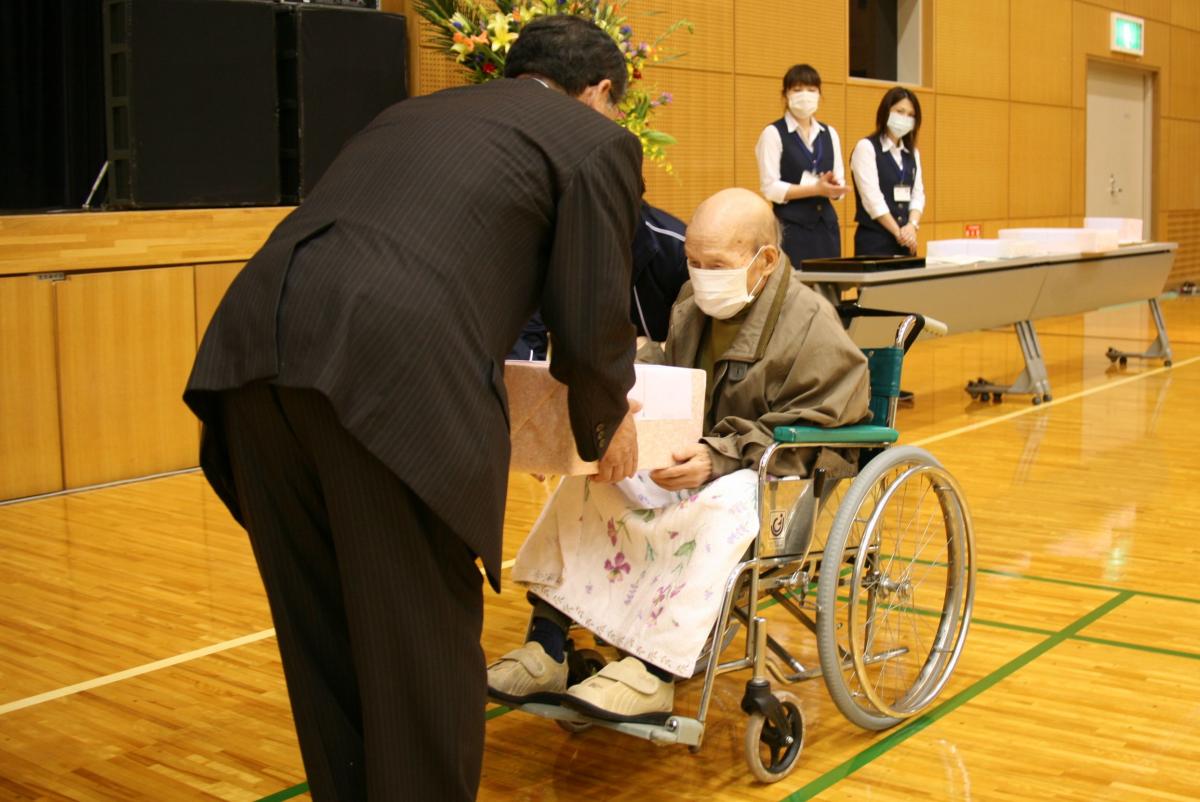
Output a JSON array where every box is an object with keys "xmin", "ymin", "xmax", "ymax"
[
  {"xmin": 755, "ymin": 111, "xmax": 845, "ymax": 205},
  {"xmin": 849, "ymin": 135, "xmax": 925, "ymax": 221}
]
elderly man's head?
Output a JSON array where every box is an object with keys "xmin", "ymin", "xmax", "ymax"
[{"xmin": 684, "ymin": 188, "xmax": 783, "ymax": 319}]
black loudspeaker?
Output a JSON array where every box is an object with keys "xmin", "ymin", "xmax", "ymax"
[
  {"xmin": 277, "ymin": 6, "xmax": 407, "ymax": 202},
  {"xmin": 103, "ymin": 0, "xmax": 280, "ymax": 208}
]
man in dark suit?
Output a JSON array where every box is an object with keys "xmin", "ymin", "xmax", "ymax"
[{"xmin": 184, "ymin": 16, "xmax": 643, "ymax": 801}]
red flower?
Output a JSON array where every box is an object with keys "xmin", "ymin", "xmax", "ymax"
[
  {"xmin": 633, "ymin": 69, "xmax": 643, "ymax": 80},
  {"xmin": 482, "ymin": 62, "xmax": 497, "ymax": 75}
]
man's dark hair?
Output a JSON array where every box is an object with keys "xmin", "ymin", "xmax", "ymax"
[
  {"xmin": 782, "ymin": 63, "xmax": 822, "ymax": 94},
  {"xmin": 872, "ymin": 86, "xmax": 923, "ymax": 150},
  {"xmin": 505, "ymin": 15, "xmax": 628, "ymax": 103}
]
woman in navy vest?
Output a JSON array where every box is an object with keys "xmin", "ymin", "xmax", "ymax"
[
  {"xmin": 851, "ymin": 86, "xmax": 926, "ymax": 256},
  {"xmin": 755, "ymin": 64, "xmax": 846, "ymax": 269}
]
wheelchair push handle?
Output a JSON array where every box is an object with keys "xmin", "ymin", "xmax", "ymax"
[{"xmin": 837, "ymin": 304, "xmax": 944, "ymax": 354}]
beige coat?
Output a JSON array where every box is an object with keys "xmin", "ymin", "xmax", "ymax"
[{"xmin": 640, "ymin": 260, "xmax": 871, "ymax": 478}]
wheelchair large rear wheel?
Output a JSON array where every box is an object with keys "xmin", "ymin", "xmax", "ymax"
[{"xmin": 815, "ymin": 446, "xmax": 975, "ymax": 730}]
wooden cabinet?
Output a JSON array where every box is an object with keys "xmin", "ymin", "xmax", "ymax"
[
  {"xmin": 0, "ymin": 276, "xmax": 63, "ymax": 499},
  {"xmin": 0, "ymin": 208, "xmax": 278, "ymax": 501},
  {"xmin": 56, "ymin": 267, "xmax": 200, "ymax": 488}
]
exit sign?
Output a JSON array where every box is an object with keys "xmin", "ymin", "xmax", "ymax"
[
  {"xmin": 964, "ymin": 224, "xmax": 981, "ymax": 238},
  {"xmin": 1111, "ymin": 13, "xmax": 1144, "ymax": 56}
]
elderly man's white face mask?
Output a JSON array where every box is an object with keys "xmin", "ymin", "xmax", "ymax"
[{"xmin": 687, "ymin": 245, "xmax": 768, "ymax": 320}]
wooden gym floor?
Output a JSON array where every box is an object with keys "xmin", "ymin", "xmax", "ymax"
[{"xmin": 1, "ymin": 296, "xmax": 1199, "ymax": 801}]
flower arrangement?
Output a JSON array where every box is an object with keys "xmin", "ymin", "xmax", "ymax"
[{"xmin": 417, "ymin": 0, "xmax": 691, "ymax": 173}]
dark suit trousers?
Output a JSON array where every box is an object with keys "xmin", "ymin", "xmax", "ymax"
[{"xmin": 220, "ymin": 383, "xmax": 485, "ymax": 801}]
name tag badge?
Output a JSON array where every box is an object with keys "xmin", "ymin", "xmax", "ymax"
[{"xmin": 893, "ymin": 184, "xmax": 912, "ymax": 203}]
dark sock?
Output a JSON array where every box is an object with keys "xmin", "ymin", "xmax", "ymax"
[
  {"xmin": 529, "ymin": 616, "xmax": 567, "ymax": 663},
  {"xmin": 643, "ymin": 660, "xmax": 675, "ymax": 683}
]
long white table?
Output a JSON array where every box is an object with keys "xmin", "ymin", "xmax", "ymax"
[{"xmin": 798, "ymin": 243, "xmax": 1177, "ymax": 403}]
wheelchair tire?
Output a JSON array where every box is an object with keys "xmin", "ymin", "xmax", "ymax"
[
  {"xmin": 743, "ymin": 690, "xmax": 805, "ymax": 783},
  {"xmin": 815, "ymin": 446, "xmax": 975, "ymax": 731}
]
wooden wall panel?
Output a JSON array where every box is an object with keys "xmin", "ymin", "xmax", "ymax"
[
  {"xmin": 1124, "ymin": 0, "xmax": 1172, "ymax": 22},
  {"xmin": 732, "ymin": 0, "xmax": 845, "ymax": 80},
  {"xmin": 1010, "ymin": 103, "xmax": 1073, "ymax": 218},
  {"xmin": 916, "ymin": 91, "xmax": 937, "ymax": 223},
  {"xmin": 1166, "ymin": 210, "xmax": 1200, "ymax": 286},
  {"xmin": 414, "ymin": 42, "xmax": 470, "ymax": 95},
  {"xmin": 1169, "ymin": 26, "xmax": 1200, "ymax": 121},
  {"xmin": 935, "ymin": 0, "xmax": 1010, "ymax": 100},
  {"xmin": 936, "ymin": 96, "xmax": 1010, "ymax": 221},
  {"xmin": 195, "ymin": 263, "xmax": 245, "ymax": 349},
  {"xmin": 0, "ymin": 208, "xmax": 288, "ymax": 278},
  {"xmin": 0, "ymin": 277, "xmax": 62, "ymax": 499},
  {"xmin": 636, "ymin": 0, "xmax": 732, "ymax": 74},
  {"xmin": 1011, "ymin": 0, "xmax": 1072, "ymax": 106},
  {"xmin": 56, "ymin": 267, "xmax": 199, "ymax": 489},
  {"xmin": 1171, "ymin": 0, "xmax": 1200, "ymax": 30},
  {"xmin": 642, "ymin": 69, "xmax": 734, "ymax": 222},
  {"xmin": 1166, "ymin": 119, "xmax": 1200, "ymax": 211}
]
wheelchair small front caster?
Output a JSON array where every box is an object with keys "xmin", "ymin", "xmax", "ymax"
[
  {"xmin": 1164, "ymin": 359, "xmax": 1173, "ymax": 367},
  {"xmin": 1042, "ymin": 393, "xmax": 1052, "ymax": 403},
  {"xmin": 743, "ymin": 690, "xmax": 805, "ymax": 783},
  {"xmin": 1032, "ymin": 395, "xmax": 1041, "ymax": 405}
]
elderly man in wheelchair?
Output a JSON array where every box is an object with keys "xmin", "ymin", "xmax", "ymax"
[
  {"xmin": 489, "ymin": 188, "xmax": 974, "ymax": 782},
  {"xmin": 491, "ymin": 188, "xmax": 869, "ymax": 706}
]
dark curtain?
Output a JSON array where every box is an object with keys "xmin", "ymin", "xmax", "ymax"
[{"xmin": 0, "ymin": 0, "xmax": 106, "ymax": 212}]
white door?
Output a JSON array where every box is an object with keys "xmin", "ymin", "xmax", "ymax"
[{"xmin": 1086, "ymin": 61, "xmax": 1153, "ymax": 232}]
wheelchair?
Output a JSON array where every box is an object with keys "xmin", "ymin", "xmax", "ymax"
[{"xmin": 496, "ymin": 310, "xmax": 976, "ymax": 783}]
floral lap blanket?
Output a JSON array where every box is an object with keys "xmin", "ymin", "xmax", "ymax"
[{"xmin": 512, "ymin": 470, "xmax": 759, "ymax": 677}]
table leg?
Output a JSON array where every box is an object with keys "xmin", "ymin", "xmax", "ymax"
[
  {"xmin": 1104, "ymin": 297, "xmax": 1173, "ymax": 368},
  {"xmin": 965, "ymin": 320, "xmax": 1053, "ymax": 405}
]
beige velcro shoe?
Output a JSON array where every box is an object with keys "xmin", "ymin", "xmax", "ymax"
[
  {"xmin": 486, "ymin": 642, "xmax": 568, "ymax": 704},
  {"xmin": 564, "ymin": 656, "xmax": 674, "ymax": 723}
]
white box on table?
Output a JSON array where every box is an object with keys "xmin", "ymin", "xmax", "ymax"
[
  {"xmin": 1084, "ymin": 217, "xmax": 1144, "ymax": 244},
  {"xmin": 926, "ymin": 238, "xmax": 1036, "ymax": 262},
  {"xmin": 997, "ymin": 227, "xmax": 1120, "ymax": 255},
  {"xmin": 504, "ymin": 361, "xmax": 706, "ymax": 475}
]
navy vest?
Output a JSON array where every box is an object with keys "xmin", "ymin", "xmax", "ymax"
[
  {"xmin": 854, "ymin": 136, "xmax": 917, "ymax": 232},
  {"xmin": 772, "ymin": 118, "xmax": 838, "ymax": 227}
]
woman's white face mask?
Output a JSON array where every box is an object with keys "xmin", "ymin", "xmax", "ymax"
[
  {"xmin": 887, "ymin": 111, "xmax": 915, "ymax": 139},
  {"xmin": 788, "ymin": 89, "xmax": 820, "ymax": 119},
  {"xmin": 687, "ymin": 246, "xmax": 769, "ymax": 320}
]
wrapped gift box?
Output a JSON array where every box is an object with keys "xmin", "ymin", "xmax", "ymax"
[
  {"xmin": 997, "ymin": 227, "xmax": 1120, "ymax": 255},
  {"xmin": 1084, "ymin": 216, "xmax": 1144, "ymax": 245},
  {"xmin": 505, "ymin": 361, "xmax": 706, "ymax": 475},
  {"xmin": 926, "ymin": 238, "xmax": 1036, "ymax": 263}
]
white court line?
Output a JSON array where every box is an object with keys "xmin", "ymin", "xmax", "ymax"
[
  {"xmin": 906, "ymin": 354, "xmax": 1199, "ymax": 449},
  {"xmin": 0, "ymin": 628, "xmax": 276, "ymax": 717},
  {"xmin": 5, "ymin": 355, "xmax": 1195, "ymax": 715}
]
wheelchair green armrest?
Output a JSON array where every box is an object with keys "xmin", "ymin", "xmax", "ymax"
[{"xmin": 772, "ymin": 424, "xmax": 900, "ymax": 444}]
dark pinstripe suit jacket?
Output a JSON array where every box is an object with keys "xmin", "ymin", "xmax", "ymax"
[{"xmin": 185, "ymin": 79, "xmax": 643, "ymax": 586}]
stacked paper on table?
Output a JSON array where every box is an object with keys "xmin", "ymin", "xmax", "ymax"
[
  {"xmin": 1084, "ymin": 217, "xmax": 1144, "ymax": 245},
  {"xmin": 997, "ymin": 227, "xmax": 1120, "ymax": 255},
  {"xmin": 926, "ymin": 238, "xmax": 1036, "ymax": 263},
  {"xmin": 505, "ymin": 361, "xmax": 706, "ymax": 475}
]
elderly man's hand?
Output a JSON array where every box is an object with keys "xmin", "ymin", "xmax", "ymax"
[
  {"xmin": 594, "ymin": 400, "xmax": 641, "ymax": 484},
  {"xmin": 649, "ymin": 443, "xmax": 714, "ymax": 491}
]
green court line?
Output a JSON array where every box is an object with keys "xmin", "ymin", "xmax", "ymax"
[
  {"xmin": 1071, "ymin": 635, "xmax": 1200, "ymax": 662},
  {"xmin": 486, "ymin": 704, "xmax": 511, "ymax": 720},
  {"xmin": 777, "ymin": 591, "xmax": 1134, "ymax": 802},
  {"xmin": 256, "ymin": 781, "xmax": 309, "ymax": 802}
]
